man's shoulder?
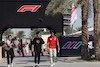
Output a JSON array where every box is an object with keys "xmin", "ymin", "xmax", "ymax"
[
  {"xmin": 34, "ymin": 37, "xmax": 36, "ymax": 39},
  {"xmin": 54, "ymin": 36, "xmax": 57, "ymax": 38},
  {"xmin": 7, "ymin": 40, "xmax": 9, "ymax": 42},
  {"xmin": 7, "ymin": 40, "xmax": 10, "ymax": 43},
  {"xmin": 49, "ymin": 36, "xmax": 57, "ymax": 38},
  {"xmin": 40, "ymin": 37, "xmax": 43, "ymax": 39}
]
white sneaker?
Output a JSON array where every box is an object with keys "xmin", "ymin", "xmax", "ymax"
[
  {"xmin": 10, "ymin": 63, "xmax": 13, "ymax": 67},
  {"xmin": 53, "ymin": 62, "xmax": 55, "ymax": 65},
  {"xmin": 37, "ymin": 64, "xmax": 39, "ymax": 66},
  {"xmin": 35, "ymin": 63, "xmax": 38, "ymax": 66},
  {"xmin": 51, "ymin": 64, "xmax": 53, "ymax": 67},
  {"xmin": 7, "ymin": 65, "xmax": 10, "ymax": 67}
]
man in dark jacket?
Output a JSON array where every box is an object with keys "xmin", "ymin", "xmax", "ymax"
[{"xmin": 31, "ymin": 32, "xmax": 44, "ymax": 67}]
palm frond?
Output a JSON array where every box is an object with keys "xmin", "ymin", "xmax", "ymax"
[{"xmin": 45, "ymin": 0, "xmax": 76, "ymax": 16}]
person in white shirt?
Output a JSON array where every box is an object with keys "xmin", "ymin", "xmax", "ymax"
[
  {"xmin": 88, "ymin": 41, "xmax": 94, "ymax": 60},
  {"xmin": 88, "ymin": 41, "xmax": 94, "ymax": 49},
  {"xmin": 14, "ymin": 37, "xmax": 19, "ymax": 47},
  {"xmin": 25, "ymin": 42, "xmax": 29, "ymax": 56},
  {"xmin": 7, "ymin": 35, "xmax": 14, "ymax": 67}
]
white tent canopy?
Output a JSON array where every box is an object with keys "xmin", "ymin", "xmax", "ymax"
[{"xmin": 69, "ymin": 27, "xmax": 94, "ymax": 36}]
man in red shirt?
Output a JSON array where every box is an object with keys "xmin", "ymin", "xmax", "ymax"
[
  {"xmin": 47, "ymin": 30, "xmax": 60, "ymax": 67},
  {"xmin": 18, "ymin": 42, "xmax": 21, "ymax": 56}
]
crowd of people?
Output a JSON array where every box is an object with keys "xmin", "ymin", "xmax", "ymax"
[
  {"xmin": 5, "ymin": 30, "xmax": 60, "ymax": 67},
  {"xmin": 16, "ymin": 38, "xmax": 44, "ymax": 57}
]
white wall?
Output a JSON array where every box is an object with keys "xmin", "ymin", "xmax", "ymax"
[{"xmin": 41, "ymin": 34, "xmax": 50, "ymax": 44}]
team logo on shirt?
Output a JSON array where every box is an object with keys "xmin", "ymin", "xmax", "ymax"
[
  {"xmin": 36, "ymin": 40, "xmax": 40, "ymax": 44},
  {"xmin": 54, "ymin": 36, "xmax": 56, "ymax": 38},
  {"xmin": 54, "ymin": 37, "xmax": 56, "ymax": 40},
  {"xmin": 54, "ymin": 38, "xmax": 56, "ymax": 41},
  {"xmin": 50, "ymin": 38, "xmax": 52, "ymax": 40}
]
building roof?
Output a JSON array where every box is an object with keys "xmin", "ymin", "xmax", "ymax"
[{"xmin": 69, "ymin": 27, "xmax": 94, "ymax": 35}]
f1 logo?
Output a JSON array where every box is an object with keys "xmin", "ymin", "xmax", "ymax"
[{"xmin": 17, "ymin": 5, "xmax": 41, "ymax": 12}]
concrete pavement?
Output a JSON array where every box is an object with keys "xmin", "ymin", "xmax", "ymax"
[{"xmin": 0, "ymin": 56, "xmax": 100, "ymax": 67}]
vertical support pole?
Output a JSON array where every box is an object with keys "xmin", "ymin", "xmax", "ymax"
[
  {"xmin": 72, "ymin": 25, "xmax": 74, "ymax": 36},
  {"xmin": 0, "ymin": 34, "xmax": 2, "ymax": 61},
  {"xmin": 21, "ymin": 39, "xmax": 24, "ymax": 57}
]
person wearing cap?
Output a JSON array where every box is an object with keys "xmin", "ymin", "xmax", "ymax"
[
  {"xmin": 31, "ymin": 32, "xmax": 44, "ymax": 67},
  {"xmin": 6, "ymin": 35, "xmax": 14, "ymax": 67},
  {"xmin": 47, "ymin": 30, "xmax": 60, "ymax": 67}
]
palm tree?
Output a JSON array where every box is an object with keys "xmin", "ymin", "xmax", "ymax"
[
  {"xmin": 30, "ymin": 28, "xmax": 50, "ymax": 39},
  {"xmin": 76, "ymin": 27, "xmax": 82, "ymax": 31},
  {"xmin": 30, "ymin": 28, "xmax": 43, "ymax": 39},
  {"xmin": 3, "ymin": 29, "xmax": 13, "ymax": 41},
  {"xmin": 64, "ymin": 26, "xmax": 76, "ymax": 35},
  {"xmin": 3, "ymin": 29, "xmax": 13, "ymax": 37},
  {"xmin": 93, "ymin": 0, "xmax": 100, "ymax": 60},
  {"xmin": 77, "ymin": 0, "xmax": 89, "ymax": 59},
  {"xmin": 16, "ymin": 31, "xmax": 25, "ymax": 39},
  {"xmin": 45, "ymin": 0, "xmax": 76, "ymax": 16},
  {"xmin": 0, "ymin": 34, "xmax": 1, "ymax": 40}
]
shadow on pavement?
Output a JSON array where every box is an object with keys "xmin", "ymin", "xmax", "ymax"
[
  {"xmin": 24, "ymin": 65, "xmax": 50, "ymax": 67},
  {"xmin": 17, "ymin": 59, "xmax": 50, "ymax": 63},
  {"xmin": 40, "ymin": 65, "xmax": 50, "ymax": 67}
]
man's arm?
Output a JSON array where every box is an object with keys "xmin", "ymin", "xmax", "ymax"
[
  {"xmin": 31, "ymin": 44, "xmax": 34, "ymax": 52},
  {"xmin": 56, "ymin": 37, "xmax": 60, "ymax": 50},
  {"xmin": 41, "ymin": 44, "xmax": 44, "ymax": 52},
  {"xmin": 41, "ymin": 38, "xmax": 44, "ymax": 52},
  {"xmin": 47, "ymin": 42, "xmax": 49, "ymax": 52},
  {"xmin": 57, "ymin": 41, "xmax": 60, "ymax": 50},
  {"xmin": 47, "ymin": 37, "xmax": 50, "ymax": 52},
  {"xmin": 31, "ymin": 38, "xmax": 35, "ymax": 52},
  {"xmin": 7, "ymin": 43, "xmax": 13, "ymax": 46}
]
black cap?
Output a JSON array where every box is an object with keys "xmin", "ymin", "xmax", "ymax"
[
  {"xmin": 8, "ymin": 35, "xmax": 12, "ymax": 38},
  {"xmin": 50, "ymin": 30, "xmax": 55, "ymax": 34},
  {"xmin": 36, "ymin": 31, "xmax": 40, "ymax": 34}
]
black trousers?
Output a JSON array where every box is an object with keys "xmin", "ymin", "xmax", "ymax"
[
  {"xmin": 7, "ymin": 48, "xmax": 14, "ymax": 64},
  {"xmin": 35, "ymin": 52, "xmax": 40, "ymax": 64},
  {"xmin": 19, "ymin": 48, "xmax": 22, "ymax": 55}
]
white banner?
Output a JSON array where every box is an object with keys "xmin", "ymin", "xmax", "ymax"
[{"xmin": 70, "ymin": 3, "xmax": 77, "ymax": 26}]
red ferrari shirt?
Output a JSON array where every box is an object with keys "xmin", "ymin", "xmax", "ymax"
[
  {"xmin": 47, "ymin": 36, "xmax": 59, "ymax": 49},
  {"xmin": 18, "ymin": 44, "xmax": 21, "ymax": 49}
]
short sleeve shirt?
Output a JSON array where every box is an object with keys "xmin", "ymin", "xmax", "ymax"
[
  {"xmin": 7, "ymin": 40, "xmax": 12, "ymax": 48},
  {"xmin": 47, "ymin": 36, "xmax": 59, "ymax": 49},
  {"xmin": 32, "ymin": 38, "xmax": 44, "ymax": 52},
  {"xmin": 14, "ymin": 40, "xmax": 19, "ymax": 46}
]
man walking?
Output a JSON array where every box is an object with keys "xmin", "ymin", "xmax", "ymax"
[
  {"xmin": 7, "ymin": 35, "xmax": 14, "ymax": 67},
  {"xmin": 31, "ymin": 32, "xmax": 44, "ymax": 67},
  {"xmin": 14, "ymin": 37, "xmax": 19, "ymax": 47},
  {"xmin": 47, "ymin": 30, "xmax": 60, "ymax": 67}
]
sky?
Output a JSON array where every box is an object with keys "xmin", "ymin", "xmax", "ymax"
[
  {"xmin": 11, "ymin": 28, "xmax": 31, "ymax": 38},
  {"xmin": 74, "ymin": 0, "xmax": 94, "ymax": 30}
]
